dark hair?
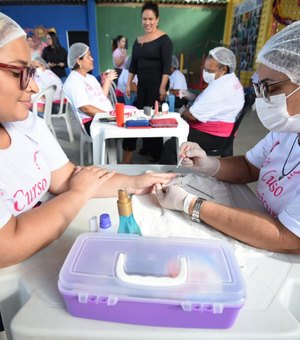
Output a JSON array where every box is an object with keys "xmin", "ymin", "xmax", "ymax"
[
  {"xmin": 112, "ymin": 35, "xmax": 127, "ymax": 52},
  {"xmin": 207, "ymin": 55, "xmax": 230, "ymax": 75},
  {"xmin": 73, "ymin": 55, "xmax": 85, "ymax": 71},
  {"xmin": 47, "ymin": 31, "xmax": 62, "ymax": 52},
  {"xmin": 141, "ymin": 1, "xmax": 159, "ymax": 18}
]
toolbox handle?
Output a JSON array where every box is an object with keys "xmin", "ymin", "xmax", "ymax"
[{"xmin": 116, "ymin": 253, "xmax": 187, "ymax": 287}]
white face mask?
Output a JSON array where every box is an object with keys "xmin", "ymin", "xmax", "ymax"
[
  {"xmin": 202, "ymin": 69, "xmax": 215, "ymax": 84},
  {"xmin": 35, "ymin": 67, "xmax": 43, "ymax": 76},
  {"xmin": 255, "ymin": 87, "xmax": 300, "ymax": 133}
]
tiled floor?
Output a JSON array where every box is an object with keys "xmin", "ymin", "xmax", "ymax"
[{"xmin": 53, "ymin": 108, "xmax": 268, "ymax": 191}]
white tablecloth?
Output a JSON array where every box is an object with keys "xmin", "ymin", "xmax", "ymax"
[
  {"xmin": 90, "ymin": 113, "xmax": 189, "ymax": 164},
  {"xmin": 1, "ymin": 165, "xmax": 299, "ymax": 340}
]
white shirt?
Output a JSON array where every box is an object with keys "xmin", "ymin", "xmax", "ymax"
[
  {"xmin": 189, "ymin": 73, "xmax": 244, "ymax": 123},
  {"xmin": 32, "ymin": 68, "xmax": 63, "ymax": 103},
  {"xmin": 0, "ymin": 112, "xmax": 69, "ymax": 228},
  {"xmin": 169, "ymin": 70, "xmax": 187, "ymax": 91},
  {"xmin": 117, "ymin": 69, "xmax": 138, "ymax": 94},
  {"xmin": 246, "ymin": 131, "xmax": 300, "ymax": 237},
  {"xmin": 63, "ymin": 71, "xmax": 113, "ymax": 120}
]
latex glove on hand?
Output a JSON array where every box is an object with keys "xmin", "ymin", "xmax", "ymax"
[
  {"xmin": 155, "ymin": 184, "xmax": 196, "ymax": 213},
  {"xmin": 179, "ymin": 142, "xmax": 220, "ymax": 177}
]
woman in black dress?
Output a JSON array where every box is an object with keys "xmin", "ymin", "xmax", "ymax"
[
  {"xmin": 124, "ymin": 1, "xmax": 173, "ymax": 164},
  {"xmin": 42, "ymin": 31, "xmax": 67, "ymax": 80}
]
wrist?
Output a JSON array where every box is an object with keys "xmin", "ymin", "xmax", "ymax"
[
  {"xmin": 190, "ymin": 197, "xmax": 206, "ymax": 223},
  {"xmin": 183, "ymin": 193, "xmax": 197, "ymax": 214}
]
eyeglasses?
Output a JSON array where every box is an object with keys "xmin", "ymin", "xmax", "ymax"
[
  {"xmin": 252, "ymin": 79, "xmax": 290, "ymax": 103},
  {"xmin": 0, "ymin": 62, "xmax": 36, "ymax": 90}
]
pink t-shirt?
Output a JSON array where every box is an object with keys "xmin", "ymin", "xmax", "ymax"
[{"xmin": 112, "ymin": 48, "xmax": 127, "ymax": 69}]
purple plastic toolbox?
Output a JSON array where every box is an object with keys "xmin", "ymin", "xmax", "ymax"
[{"xmin": 58, "ymin": 233, "xmax": 246, "ymax": 329}]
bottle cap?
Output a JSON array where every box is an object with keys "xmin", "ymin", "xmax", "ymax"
[
  {"xmin": 89, "ymin": 216, "xmax": 98, "ymax": 232},
  {"xmin": 99, "ymin": 213, "xmax": 111, "ymax": 229},
  {"xmin": 117, "ymin": 189, "xmax": 132, "ymax": 216}
]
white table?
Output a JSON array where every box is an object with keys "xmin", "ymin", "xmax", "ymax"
[
  {"xmin": 1, "ymin": 165, "xmax": 300, "ymax": 340},
  {"xmin": 90, "ymin": 113, "xmax": 189, "ymax": 164}
]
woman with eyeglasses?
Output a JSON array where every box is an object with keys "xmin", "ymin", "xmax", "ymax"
[
  {"xmin": 42, "ymin": 31, "xmax": 67, "ymax": 80},
  {"xmin": 155, "ymin": 21, "xmax": 300, "ymax": 253},
  {"xmin": 0, "ymin": 13, "xmax": 175, "ymax": 268}
]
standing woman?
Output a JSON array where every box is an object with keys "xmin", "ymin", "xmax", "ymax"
[
  {"xmin": 124, "ymin": 1, "xmax": 173, "ymax": 164},
  {"xmin": 112, "ymin": 35, "xmax": 128, "ymax": 76},
  {"xmin": 42, "ymin": 31, "xmax": 67, "ymax": 81}
]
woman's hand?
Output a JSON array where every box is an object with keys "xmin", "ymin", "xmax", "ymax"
[
  {"xmin": 129, "ymin": 172, "xmax": 176, "ymax": 195},
  {"xmin": 69, "ymin": 166, "xmax": 116, "ymax": 200},
  {"xmin": 155, "ymin": 184, "xmax": 196, "ymax": 213},
  {"xmin": 159, "ymin": 86, "xmax": 167, "ymax": 102},
  {"xmin": 125, "ymin": 83, "xmax": 131, "ymax": 98},
  {"xmin": 105, "ymin": 70, "xmax": 118, "ymax": 83},
  {"xmin": 179, "ymin": 142, "xmax": 220, "ymax": 176}
]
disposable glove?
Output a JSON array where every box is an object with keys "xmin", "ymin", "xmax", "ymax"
[
  {"xmin": 179, "ymin": 142, "xmax": 220, "ymax": 176},
  {"xmin": 155, "ymin": 184, "xmax": 196, "ymax": 214}
]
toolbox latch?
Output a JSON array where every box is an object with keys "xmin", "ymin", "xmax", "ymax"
[
  {"xmin": 213, "ymin": 303, "xmax": 224, "ymax": 314},
  {"xmin": 78, "ymin": 293, "xmax": 89, "ymax": 304}
]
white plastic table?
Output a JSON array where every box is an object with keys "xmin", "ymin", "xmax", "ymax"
[
  {"xmin": 90, "ymin": 113, "xmax": 189, "ymax": 164},
  {"xmin": 1, "ymin": 165, "xmax": 300, "ymax": 340}
]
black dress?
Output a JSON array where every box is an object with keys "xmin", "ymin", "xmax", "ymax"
[
  {"xmin": 123, "ymin": 34, "xmax": 173, "ymax": 161},
  {"xmin": 42, "ymin": 46, "xmax": 68, "ymax": 79}
]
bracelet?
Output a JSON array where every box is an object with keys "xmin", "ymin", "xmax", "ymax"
[{"xmin": 191, "ymin": 197, "xmax": 206, "ymax": 223}]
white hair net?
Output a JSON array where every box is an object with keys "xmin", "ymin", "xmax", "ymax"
[
  {"xmin": 171, "ymin": 55, "xmax": 179, "ymax": 69},
  {"xmin": 124, "ymin": 56, "xmax": 131, "ymax": 70},
  {"xmin": 33, "ymin": 56, "xmax": 50, "ymax": 69},
  {"xmin": 209, "ymin": 46, "xmax": 236, "ymax": 73},
  {"xmin": 257, "ymin": 20, "xmax": 300, "ymax": 86},
  {"xmin": 0, "ymin": 13, "xmax": 26, "ymax": 48},
  {"xmin": 67, "ymin": 42, "xmax": 89, "ymax": 69}
]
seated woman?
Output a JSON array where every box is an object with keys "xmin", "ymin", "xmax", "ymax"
[
  {"xmin": 31, "ymin": 56, "xmax": 63, "ymax": 115},
  {"xmin": 117, "ymin": 57, "xmax": 138, "ymax": 105},
  {"xmin": 156, "ymin": 20, "xmax": 300, "ymax": 253},
  {"xmin": 0, "ymin": 13, "xmax": 175, "ymax": 269},
  {"xmin": 160, "ymin": 47, "xmax": 244, "ymax": 164},
  {"xmin": 63, "ymin": 43, "xmax": 117, "ymax": 135},
  {"xmin": 168, "ymin": 55, "xmax": 189, "ymax": 111}
]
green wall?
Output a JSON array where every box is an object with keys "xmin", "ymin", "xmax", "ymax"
[{"xmin": 96, "ymin": 5, "xmax": 225, "ymax": 86}]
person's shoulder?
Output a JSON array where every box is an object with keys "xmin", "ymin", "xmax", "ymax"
[
  {"xmin": 86, "ymin": 73, "xmax": 97, "ymax": 81},
  {"xmin": 63, "ymin": 71, "xmax": 77, "ymax": 89},
  {"xmin": 8, "ymin": 112, "xmax": 45, "ymax": 140},
  {"xmin": 158, "ymin": 33, "xmax": 172, "ymax": 42},
  {"xmin": 60, "ymin": 45, "xmax": 67, "ymax": 53}
]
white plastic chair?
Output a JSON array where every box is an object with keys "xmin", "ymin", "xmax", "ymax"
[
  {"xmin": 64, "ymin": 95, "xmax": 93, "ymax": 165},
  {"xmin": 108, "ymin": 82, "xmax": 118, "ymax": 109},
  {"xmin": 51, "ymin": 91, "xmax": 74, "ymax": 142},
  {"xmin": 32, "ymin": 85, "xmax": 57, "ymax": 138}
]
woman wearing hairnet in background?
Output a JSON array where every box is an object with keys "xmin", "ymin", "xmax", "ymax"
[
  {"xmin": 0, "ymin": 13, "xmax": 175, "ymax": 268},
  {"xmin": 156, "ymin": 21, "xmax": 300, "ymax": 253},
  {"xmin": 63, "ymin": 42, "xmax": 117, "ymax": 135}
]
